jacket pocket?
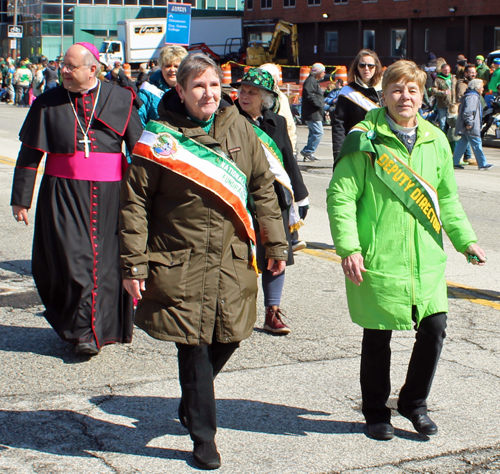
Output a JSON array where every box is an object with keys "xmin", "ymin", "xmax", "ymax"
[
  {"xmin": 231, "ymin": 242, "xmax": 258, "ymax": 299},
  {"xmin": 146, "ymin": 248, "xmax": 191, "ymax": 307}
]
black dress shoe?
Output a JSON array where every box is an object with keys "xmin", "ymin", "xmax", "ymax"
[
  {"xmin": 409, "ymin": 414, "xmax": 438, "ymax": 435},
  {"xmin": 75, "ymin": 342, "xmax": 100, "ymax": 356},
  {"xmin": 367, "ymin": 422, "xmax": 394, "ymax": 440},
  {"xmin": 178, "ymin": 399, "xmax": 188, "ymax": 429},
  {"xmin": 193, "ymin": 440, "xmax": 221, "ymax": 470}
]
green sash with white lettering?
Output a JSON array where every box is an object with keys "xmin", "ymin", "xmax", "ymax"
[{"xmin": 337, "ymin": 127, "xmax": 443, "ymax": 248}]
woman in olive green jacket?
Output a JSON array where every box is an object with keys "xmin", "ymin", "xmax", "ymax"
[
  {"xmin": 327, "ymin": 60, "xmax": 486, "ymax": 442},
  {"xmin": 119, "ymin": 54, "xmax": 287, "ymax": 470}
]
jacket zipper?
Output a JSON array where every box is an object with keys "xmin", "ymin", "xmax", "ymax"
[{"xmin": 407, "ymin": 149, "xmax": 416, "ymax": 305}]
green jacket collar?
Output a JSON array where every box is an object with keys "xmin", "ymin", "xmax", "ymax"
[{"xmin": 358, "ymin": 107, "xmax": 438, "ymax": 149}]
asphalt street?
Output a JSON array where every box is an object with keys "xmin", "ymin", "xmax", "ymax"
[{"xmin": 0, "ymin": 102, "xmax": 499, "ymax": 473}]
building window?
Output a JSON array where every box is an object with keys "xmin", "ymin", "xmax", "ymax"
[
  {"xmin": 334, "ymin": 0, "xmax": 348, "ymax": 4},
  {"xmin": 41, "ymin": 21, "xmax": 61, "ymax": 35},
  {"xmin": 424, "ymin": 28, "xmax": 429, "ymax": 53},
  {"xmin": 261, "ymin": 0, "xmax": 272, "ymax": 9},
  {"xmin": 308, "ymin": 0, "xmax": 320, "ymax": 5},
  {"xmin": 391, "ymin": 29, "xmax": 406, "ymax": 57},
  {"xmin": 247, "ymin": 0, "xmax": 253, "ymax": 9},
  {"xmin": 325, "ymin": 31, "xmax": 338, "ymax": 53},
  {"xmin": 446, "ymin": 26, "xmax": 464, "ymax": 52},
  {"xmin": 284, "ymin": 0, "xmax": 295, "ymax": 6},
  {"xmin": 41, "ymin": 5, "xmax": 60, "ymax": 20},
  {"xmin": 362, "ymin": 0, "xmax": 377, "ymax": 2},
  {"xmin": 495, "ymin": 27, "xmax": 500, "ymax": 50},
  {"xmin": 363, "ymin": 30, "xmax": 375, "ymax": 50}
]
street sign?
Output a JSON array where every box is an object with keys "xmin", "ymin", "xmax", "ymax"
[
  {"xmin": 165, "ymin": 3, "xmax": 191, "ymax": 46},
  {"xmin": 10, "ymin": 39, "xmax": 17, "ymax": 49},
  {"xmin": 8, "ymin": 25, "xmax": 23, "ymax": 38}
]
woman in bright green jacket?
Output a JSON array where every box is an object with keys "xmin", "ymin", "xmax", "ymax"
[{"xmin": 327, "ymin": 60, "xmax": 486, "ymax": 442}]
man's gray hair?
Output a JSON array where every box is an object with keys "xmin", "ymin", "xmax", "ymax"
[
  {"xmin": 82, "ymin": 49, "xmax": 102, "ymax": 77},
  {"xmin": 468, "ymin": 79, "xmax": 483, "ymax": 91},
  {"xmin": 176, "ymin": 53, "xmax": 222, "ymax": 90}
]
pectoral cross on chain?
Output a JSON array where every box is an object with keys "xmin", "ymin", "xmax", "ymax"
[{"xmin": 79, "ymin": 135, "xmax": 91, "ymax": 158}]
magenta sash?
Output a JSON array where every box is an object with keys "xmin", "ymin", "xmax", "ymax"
[{"xmin": 45, "ymin": 152, "xmax": 126, "ymax": 182}]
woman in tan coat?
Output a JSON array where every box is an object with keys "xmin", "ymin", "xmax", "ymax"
[{"xmin": 119, "ymin": 53, "xmax": 287, "ymax": 470}]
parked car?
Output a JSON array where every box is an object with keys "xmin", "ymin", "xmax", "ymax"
[{"xmin": 486, "ymin": 49, "xmax": 500, "ymax": 66}]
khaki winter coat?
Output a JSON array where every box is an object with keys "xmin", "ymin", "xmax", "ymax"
[
  {"xmin": 430, "ymin": 74, "xmax": 457, "ymax": 109},
  {"xmin": 119, "ymin": 91, "xmax": 288, "ymax": 345}
]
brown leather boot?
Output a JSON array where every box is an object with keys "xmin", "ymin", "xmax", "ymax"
[{"xmin": 264, "ymin": 306, "xmax": 291, "ymax": 335}]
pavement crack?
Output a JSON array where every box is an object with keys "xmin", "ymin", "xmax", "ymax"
[
  {"xmin": 442, "ymin": 356, "xmax": 500, "ymax": 380},
  {"xmin": 86, "ymin": 452, "xmax": 120, "ymax": 473},
  {"xmin": 320, "ymin": 443, "xmax": 500, "ymax": 473}
]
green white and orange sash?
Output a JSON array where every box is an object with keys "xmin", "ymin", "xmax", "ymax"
[
  {"xmin": 133, "ymin": 120, "xmax": 258, "ymax": 271},
  {"xmin": 251, "ymin": 124, "xmax": 302, "ymax": 233},
  {"xmin": 338, "ymin": 127, "xmax": 443, "ymax": 248}
]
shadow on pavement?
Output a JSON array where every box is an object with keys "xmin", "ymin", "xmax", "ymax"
[
  {"xmin": 0, "ymin": 395, "xmax": 424, "ymax": 465},
  {"xmin": 92, "ymin": 395, "xmax": 365, "ymax": 437},
  {"xmin": 0, "ymin": 324, "xmax": 97, "ymax": 364},
  {"xmin": 0, "ymin": 394, "xmax": 428, "ymax": 470},
  {"xmin": 0, "ymin": 260, "xmax": 32, "ymax": 275},
  {"xmin": 0, "ymin": 403, "xmax": 191, "ymax": 463}
]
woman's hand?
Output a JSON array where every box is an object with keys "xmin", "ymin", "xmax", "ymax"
[
  {"xmin": 12, "ymin": 205, "xmax": 29, "ymax": 225},
  {"xmin": 267, "ymin": 259, "xmax": 286, "ymax": 276},
  {"xmin": 341, "ymin": 253, "xmax": 367, "ymax": 286},
  {"xmin": 463, "ymin": 243, "xmax": 487, "ymax": 266},
  {"xmin": 123, "ymin": 279, "xmax": 146, "ymax": 299}
]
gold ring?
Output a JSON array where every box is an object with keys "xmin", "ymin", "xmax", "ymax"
[{"xmin": 345, "ymin": 271, "xmax": 350, "ymax": 275}]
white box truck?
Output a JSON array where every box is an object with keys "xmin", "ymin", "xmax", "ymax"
[
  {"xmin": 99, "ymin": 18, "xmax": 167, "ymax": 68},
  {"xmin": 99, "ymin": 16, "xmax": 243, "ymax": 68}
]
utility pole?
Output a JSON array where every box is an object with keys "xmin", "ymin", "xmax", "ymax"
[
  {"xmin": 60, "ymin": 0, "xmax": 64, "ymax": 57},
  {"xmin": 11, "ymin": 0, "xmax": 19, "ymax": 61}
]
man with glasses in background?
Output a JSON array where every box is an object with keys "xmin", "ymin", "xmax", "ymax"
[{"xmin": 11, "ymin": 43, "xmax": 143, "ymax": 357}]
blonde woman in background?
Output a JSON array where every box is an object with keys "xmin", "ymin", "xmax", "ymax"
[{"xmin": 137, "ymin": 45, "xmax": 188, "ymax": 127}]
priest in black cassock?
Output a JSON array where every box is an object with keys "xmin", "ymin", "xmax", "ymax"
[{"xmin": 10, "ymin": 43, "xmax": 143, "ymax": 356}]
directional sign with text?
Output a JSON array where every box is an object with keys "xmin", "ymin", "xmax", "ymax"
[
  {"xmin": 165, "ymin": 3, "xmax": 191, "ymax": 46},
  {"xmin": 8, "ymin": 25, "xmax": 23, "ymax": 38}
]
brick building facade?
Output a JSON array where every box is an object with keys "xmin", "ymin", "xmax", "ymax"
[{"xmin": 243, "ymin": 0, "xmax": 500, "ymax": 68}]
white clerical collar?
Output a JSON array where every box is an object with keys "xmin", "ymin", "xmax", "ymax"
[
  {"xmin": 80, "ymin": 79, "xmax": 99, "ymax": 95},
  {"xmin": 385, "ymin": 113, "xmax": 418, "ymax": 136}
]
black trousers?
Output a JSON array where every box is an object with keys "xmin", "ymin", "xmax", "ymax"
[
  {"xmin": 360, "ymin": 312, "xmax": 447, "ymax": 424},
  {"xmin": 176, "ymin": 338, "xmax": 239, "ymax": 443}
]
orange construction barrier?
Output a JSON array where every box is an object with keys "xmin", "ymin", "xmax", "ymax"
[
  {"xmin": 229, "ymin": 89, "xmax": 238, "ymax": 102},
  {"xmin": 335, "ymin": 65, "xmax": 347, "ymax": 85},
  {"xmin": 277, "ymin": 65, "xmax": 283, "ymax": 85},
  {"xmin": 123, "ymin": 63, "xmax": 132, "ymax": 79},
  {"xmin": 299, "ymin": 66, "xmax": 311, "ymax": 86},
  {"xmin": 222, "ymin": 64, "xmax": 232, "ymax": 84}
]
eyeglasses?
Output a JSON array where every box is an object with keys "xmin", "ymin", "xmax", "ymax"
[
  {"xmin": 60, "ymin": 63, "xmax": 89, "ymax": 72},
  {"xmin": 358, "ymin": 62, "xmax": 376, "ymax": 69}
]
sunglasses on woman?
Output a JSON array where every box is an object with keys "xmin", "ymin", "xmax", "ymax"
[{"xmin": 358, "ymin": 62, "xmax": 376, "ymax": 69}]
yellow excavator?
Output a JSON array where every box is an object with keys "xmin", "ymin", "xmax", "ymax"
[{"xmin": 246, "ymin": 21, "xmax": 299, "ymax": 66}]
